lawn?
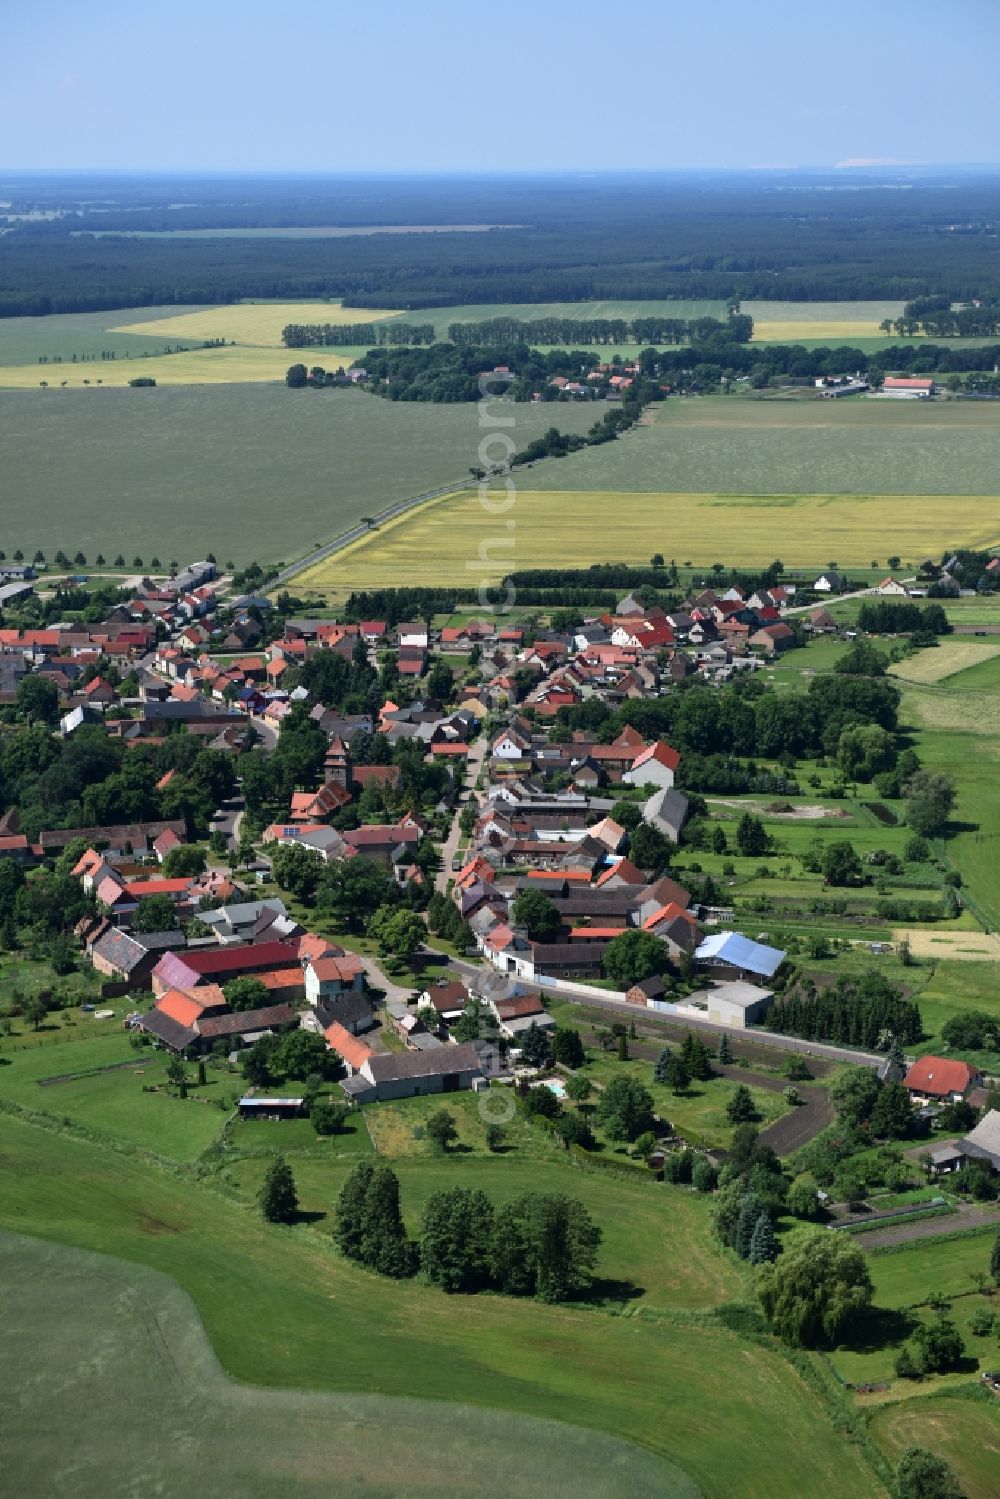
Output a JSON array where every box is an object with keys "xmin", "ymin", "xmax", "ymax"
[
  {"xmin": 870, "ymin": 1394, "xmax": 1000, "ymax": 1499},
  {"xmin": 0, "ymin": 386, "xmax": 604, "ymax": 565},
  {"xmin": 1, "ymin": 1227, "xmax": 683, "ymax": 1499},
  {"xmin": 298, "ymin": 485, "xmax": 999, "ymax": 593},
  {"xmin": 0, "ymin": 1114, "xmax": 882, "ymax": 1498},
  {"xmin": 0, "ymin": 1029, "xmax": 229, "ymax": 1161}
]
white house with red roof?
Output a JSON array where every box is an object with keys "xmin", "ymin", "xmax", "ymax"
[{"xmin": 623, "ymin": 740, "xmax": 681, "ymax": 790}]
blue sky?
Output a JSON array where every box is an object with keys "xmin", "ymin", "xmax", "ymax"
[{"xmin": 5, "ymin": 0, "xmax": 999, "ymax": 172}]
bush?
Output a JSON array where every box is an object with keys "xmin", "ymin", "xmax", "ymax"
[
  {"xmin": 692, "ymin": 1157, "xmax": 718, "ymax": 1193},
  {"xmin": 311, "ymin": 1100, "xmax": 348, "ymax": 1136}
]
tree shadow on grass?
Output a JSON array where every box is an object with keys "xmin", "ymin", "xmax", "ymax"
[
  {"xmin": 292, "ymin": 1208, "xmax": 327, "ymax": 1226},
  {"xmin": 586, "ymin": 1276, "xmax": 646, "ymax": 1307},
  {"xmin": 837, "ymin": 1305, "xmax": 917, "ymax": 1355}
]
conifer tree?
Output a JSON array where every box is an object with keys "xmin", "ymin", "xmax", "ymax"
[
  {"xmin": 748, "ymin": 1213, "xmax": 779, "ymax": 1265},
  {"xmin": 258, "ymin": 1154, "xmax": 299, "ymax": 1224}
]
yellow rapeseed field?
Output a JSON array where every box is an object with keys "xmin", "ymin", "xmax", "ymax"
[{"xmin": 296, "ymin": 488, "xmax": 1000, "ymax": 595}]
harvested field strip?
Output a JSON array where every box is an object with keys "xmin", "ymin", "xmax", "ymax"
[{"xmin": 889, "ymin": 640, "xmax": 1000, "ymax": 683}]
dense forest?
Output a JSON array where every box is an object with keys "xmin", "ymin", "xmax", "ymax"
[{"xmin": 4, "ymin": 169, "xmax": 1000, "ymax": 316}]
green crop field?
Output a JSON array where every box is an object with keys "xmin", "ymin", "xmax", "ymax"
[
  {"xmin": 0, "ymin": 304, "xmax": 210, "ymax": 367},
  {"xmin": 528, "ymin": 397, "xmax": 1000, "ymax": 497},
  {"xmin": 0, "ymin": 1114, "xmax": 883, "ymax": 1498},
  {"xmin": 0, "ymin": 386, "xmax": 604, "ymax": 565},
  {"xmin": 1, "ymin": 1228, "xmax": 682, "ymax": 1499},
  {"xmin": 0, "ymin": 300, "xmax": 399, "ymax": 388}
]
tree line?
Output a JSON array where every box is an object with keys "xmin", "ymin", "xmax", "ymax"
[
  {"xmin": 766, "ymin": 973, "xmax": 922, "ymax": 1048},
  {"xmin": 282, "ymin": 322, "xmax": 436, "ymax": 347},
  {"xmin": 445, "ymin": 313, "xmax": 753, "ymax": 347}
]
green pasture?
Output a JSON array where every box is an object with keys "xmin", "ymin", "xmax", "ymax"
[
  {"xmin": 223, "ymin": 1143, "xmax": 739, "ymax": 1312},
  {"xmin": 0, "ymin": 1029, "xmax": 229, "ymax": 1161},
  {"xmin": 0, "ymin": 1115, "xmax": 881, "ymax": 1498},
  {"xmin": 832, "ymin": 1228, "xmax": 1000, "ymax": 1387}
]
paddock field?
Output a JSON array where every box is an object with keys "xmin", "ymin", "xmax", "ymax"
[{"xmin": 296, "ymin": 487, "xmax": 1000, "ymax": 595}]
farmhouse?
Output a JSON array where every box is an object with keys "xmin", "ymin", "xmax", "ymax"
[
  {"xmin": 333, "ymin": 1033, "xmax": 483, "ymax": 1103},
  {"xmin": 879, "ymin": 376, "xmax": 936, "ymax": 400},
  {"xmin": 903, "ymin": 1055, "xmax": 981, "ymax": 1105}
]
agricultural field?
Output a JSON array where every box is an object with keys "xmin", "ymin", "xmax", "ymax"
[
  {"xmin": 743, "ymin": 299, "xmax": 907, "ymax": 343},
  {"xmin": 0, "ymin": 299, "xmax": 399, "ymax": 388},
  {"xmin": 889, "ymin": 639, "xmax": 1000, "ymax": 684},
  {"xmin": 0, "ymin": 386, "xmax": 604, "ymax": 565},
  {"xmin": 2, "ymin": 1229, "xmax": 682, "ymax": 1499},
  {"xmin": 0, "ymin": 303, "xmax": 206, "ymax": 366},
  {"xmin": 298, "ymin": 485, "xmax": 999, "ymax": 594},
  {"xmin": 529, "ymin": 397, "xmax": 1000, "ymax": 498},
  {"xmin": 82, "ymin": 223, "xmax": 521, "ymax": 238},
  {"xmin": 0, "ymin": 1114, "xmax": 883, "ymax": 1498}
]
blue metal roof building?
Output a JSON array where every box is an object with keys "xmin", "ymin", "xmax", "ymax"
[{"xmin": 694, "ymin": 931, "xmax": 786, "ymax": 979}]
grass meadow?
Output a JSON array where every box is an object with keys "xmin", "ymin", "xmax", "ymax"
[
  {"xmin": 0, "ymin": 1114, "xmax": 883, "ymax": 1498},
  {"xmin": 0, "ymin": 386, "xmax": 603, "ymax": 565}
]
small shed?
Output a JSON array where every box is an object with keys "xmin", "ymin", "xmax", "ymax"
[{"xmin": 238, "ymin": 1096, "xmax": 305, "ymax": 1121}]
